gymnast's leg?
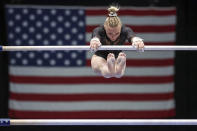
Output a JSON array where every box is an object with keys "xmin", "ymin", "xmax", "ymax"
[
  {"xmin": 91, "ymin": 54, "xmax": 115, "ymax": 78},
  {"xmin": 115, "ymin": 52, "xmax": 126, "ymax": 78},
  {"xmin": 106, "ymin": 53, "xmax": 116, "ymax": 75}
]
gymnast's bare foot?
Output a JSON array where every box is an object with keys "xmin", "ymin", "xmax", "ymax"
[
  {"xmin": 115, "ymin": 52, "xmax": 126, "ymax": 77},
  {"xmin": 107, "ymin": 53, "xmax": 115, "ymax": 75}
]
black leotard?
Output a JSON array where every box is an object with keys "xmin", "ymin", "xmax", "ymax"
[{"xmin": 91, "ymin": 25, "xmax": 135, "ymax": 60}]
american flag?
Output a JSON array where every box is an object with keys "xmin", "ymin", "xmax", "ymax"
[{"xmin": 5, "ymin": 5, "xmax": 176, "ymax": 118}]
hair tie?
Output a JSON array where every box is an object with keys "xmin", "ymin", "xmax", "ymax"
[{"xmin": 108, "ymin": 12, "xmax": 117, "ymax": 17}]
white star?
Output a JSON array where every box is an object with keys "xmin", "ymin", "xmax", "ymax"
[
  {"xmin": 43, "ymin": 27, "xmax": 49, "ymax": 34},
  {"xmin": 16, "ymin": 52, "xmax": 22, "ymax": 58},
  {"xmin": 78, "ymin": 10, "xmax": 84, "ymax": 15},
  {"xmin": 78, "ymin": 34, "xmax": 84, "ymax": 40},
  {"xmin": 64, "ymin": 60, "xmax": 70, "ymax": 66},
  {"xmin": 71, "ymin": 40, "xmax": 77, "ymax": 45},
  {"xmin": 57, "ymin": 53, "xmax": 63, "ymax": 59},
  {"xmin": 51, "ymin": 34, "xmax": 56, "ymax": 40},
  {"xmin": 15, "ymin": 14, "xmax": 21, "ymax": 20},
  {"xmin": 78, "ymin": 21, "xmax": 84, "ymax": 27},
  {"xmin": 22, "ymin": 34, "xmax": 28, "ymax": 40},
  {"xmin": 50, "ymin": 59, "xmax": 56, "ymax": 65},
  {"xmin": 8, "ymin": 33, "xmax": 14, "ymax": 39},
  {"xmin": 77, "ymin": 59, "xmax": 82, "ymax": 65},
  {"xmin": 71, "ymin": 52, "xmax": 77, "ymax": 59},
  {"xmin": 23, "ymin": 9, "xmax": 29, "ymax": 14},
  {"xmin": 65, "ymin": 10, "xmax": 71, "ymax": 15},
  {"xmin": 10, "ymin": 59, "xmax": 16, "ymax": 64},
  {"xmin": 29, "ymin": 14, "xmax": 35, "ymax": 20},
  {"xmin": 37, "ymin": 9, "xmax": 43, "ymax": 15},
  {"xmin": 51, "ymin": 9, "xmax": 57, "ymax": 15},
  {"xmin": 8, "ymin": 21, "xmax": 14, "ymax": 26},
  {"xmin": 29, "ymin": 52, "xmax": 35, "ymax": 58},
  {"xmin": 43, "ymin": 40, "xmax": 49, "ymax": 45},
  {"xmin": 36, "ymin": 21, "xmax": 42, "ymax": 27},
  {"xmin": 22, "ymin": 59, "xmax": 28, "ymax": 65},
  {"xmin": 36, "ymin": 34, "xmax": 42, "ymax": 40},
  {"xmin": 50, "ymin": 21, "xmax": 57, "ymax": 27},
  {"xmin": 16, "ymin": 39, "xmax": 21, "ymax": 45},
  {"xmin": 57, "ymin": 40, "xmax": 63, "ymax": 45},
  {"xmin": 72, "ymin": 16, "xmax": 78, "ymax": 22},
  {"xmin": 57, "ymin": 27, "xmax": 63, "ymax": 33},
  {"xmin": 43, "ymin": 15, "xmax": 49, "ymax": 21},
  {"xmin": 71, "ymin": 28, "xmax": 78, "ymax": 34},
  {"xmin": 29, "ymin": 27, "xmax": 35, "ymax": 33},
  {"xmin": 22, "ymin": 21, "xmax": 28, "ymax": 27},
  {"xmin": 64, "ymin": 34, "xmax": 71, "ymax": 40},
  {"xmin": 64, "ymin": 22, "xmax": 70, "ymax": 28},
  {"xmin": 28, "ymin": 39, "xmax": 35, "ymax": 45},
  {"xmin": 8, "ymin": 8, "xmax": 14, "ymax": 14},
  {"xmin": 57, "ymin": 16, "xmax": 64, "ymax": 22},
  {"xmin": 37, "ymin": 59, "xmax": 43, "ymax": 65},
  {"xmin": 43, "ymin": 53, "xmax": 50, "ymax": 59},
  {"xmin": 15, "ymin": 27, "xmax": 21, "ymax": 33}
]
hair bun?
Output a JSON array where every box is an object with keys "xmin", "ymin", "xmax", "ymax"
[{"xmin": 108, "ymin": 6, "xmax": 119, "ymax": 17}]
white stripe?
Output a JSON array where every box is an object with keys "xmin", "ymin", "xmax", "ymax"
[
  {"xmin": 86, "ymin": 51, "xmax": 175, "ymax": 59},
  {"xmin": 86, "ymin": 16, "xmax": 176, "ymax": 25},
  {"xmin": 9, "ymin": 99, "xmax": 175, "ymax": 111},
  {"xmin": 136, "ymin": 32, "xmax": 175, "ymax": 42},
  {"xmin": 86, "ymin": 32, "xmax": 175, "ymax": 42},
  {"xmin": 9, "ymin": 66, "xmax": 174, "ymax": 77},
  {"xmin": 10, "ymin": 83, "xmax": 174, "ymax": 94}
]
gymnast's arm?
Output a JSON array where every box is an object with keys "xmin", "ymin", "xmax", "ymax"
[
  {"xmin": 124, "ymin": 26, "xmax": 144, "ymax": 50},
  {"xmin": 89, "ymin": 27, "xmax": 102, "ymax": 52}
]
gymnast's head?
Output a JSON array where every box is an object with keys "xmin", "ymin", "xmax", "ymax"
[{"xmin": 104, "ymin": 5, "xmax": 122, "ymax": 42}]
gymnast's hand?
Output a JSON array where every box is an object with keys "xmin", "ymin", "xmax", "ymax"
[
  {"xmin": 131, "ymin": 37, "xmax": 144, "ymax": 52},
  {"xmin": 90, "ymin": 37, "xmax": 101, "ymax": 52}
]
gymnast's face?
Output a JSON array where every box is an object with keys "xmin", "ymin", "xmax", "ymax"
[{"xmin": 105, "ymin": 25, "xmax": 121, "ymax": 41}]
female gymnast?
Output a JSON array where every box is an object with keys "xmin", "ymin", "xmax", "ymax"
[{"xmin": 90, "ymin": 6, "xmax": 144, "ymax": 78}]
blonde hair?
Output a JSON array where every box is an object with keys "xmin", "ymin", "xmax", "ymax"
[{"xmin": 104, "ymin": 6, "xmax": 122, "ymax": 28}]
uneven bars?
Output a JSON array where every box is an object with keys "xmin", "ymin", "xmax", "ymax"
[
  {"xmin": 1, "ymin": 45, "xmax": 197, "ymax": 51},
  {"xmin": 1, "ymin": 119, "xmax": 197, "ymax": 126}
]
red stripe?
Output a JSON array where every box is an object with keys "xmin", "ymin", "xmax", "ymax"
[
  {"xmin": 86, "ymin": 9, "xmax": 176, "ymax": 16},
  {"xmin": 10, "ymin": 75, "xmax": 174, "ymax": 84},
  {"xmin": 86, "ymin": 59, "xmax": 174, "ymax": 67},
  {"xmin": 86, "ymin": 42, "xmax": 175, "ymax": 45},
  {"xmin": 10, "ymin": 92, "xmax": 174, "ymax": 101},
  {"xmin": 9, "ymin": 109, "xmax": 175, "ymax": 118},
  {"xmin": 86, "ymin": 25, "xmax": 175, "ymax": 33}
]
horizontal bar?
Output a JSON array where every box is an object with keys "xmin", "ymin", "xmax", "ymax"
[
  {"xmin": 0, "ymin": 45, "xmax": 197, "ymax": 51},
  {"xmin": 2, "ymin": 119, "xmax": 197, "ymax": 126}
]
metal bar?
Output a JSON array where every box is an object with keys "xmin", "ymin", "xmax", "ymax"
[
  {"xmin": 2, "ymin": 119, "xmax": 197, "ymax": 126},
  {"xmin": 1, "ymin": 45, "xmax": 197, "ymax": 51}
]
